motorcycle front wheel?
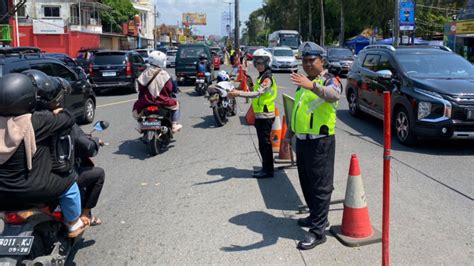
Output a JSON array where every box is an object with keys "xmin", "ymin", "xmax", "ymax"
[
  {"xmin": 213, "ymin": 105, "xmax": 227, "ymax": 127},
  {"xmin": 148, "ymin": 132, "xmax": 160, "ymax": 156}
]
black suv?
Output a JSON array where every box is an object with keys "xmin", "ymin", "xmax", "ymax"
[
  {"xmin": 88, "ymin": 50, "xmax": 146, "ymax": 93},
  {"xmin": 346, "ymin": 45, "xmax": 474, "ymax": 145},
  {"xmin": 0, "ymin": 50, "xmax": 96, "ymax": 124}
]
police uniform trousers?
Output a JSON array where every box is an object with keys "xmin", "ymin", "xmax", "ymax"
[
  {"xmin": 296, "ymin": 135, "xmax": 335, "ymax": 237},
  {"xmin": 255, "ymin": 117, "xmax": 275, "ymax": 174}
]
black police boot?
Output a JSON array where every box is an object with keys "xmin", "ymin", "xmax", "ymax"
[
  {"xmin": 297, "ymin": 231, "xmax": 327, "ymax": 250},
  {"xmin": 253, "ymin": 169, "xmax": 262, "ymax": 174},
  {"xmin": 297, "ymin": 217, "xmax": 330, "ymax": 228},
  {"xmin": 251, "ymin": 171, "xmax": 274, "ymax": 178}
]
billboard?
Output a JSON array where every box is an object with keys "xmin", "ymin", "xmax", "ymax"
[
  {"xmin": 182, "ymin": 13, "xmax": 207, "ymax": 26},
  {"xmin": 33, "ymin": 19, "xmax": 65, "ymax": 34},
  {"xmin": 399, "ymin": 0, "xmax": 415, "ymax": 31}
]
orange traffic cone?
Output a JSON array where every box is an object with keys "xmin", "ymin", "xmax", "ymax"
[
  {"xmin": 245, "ymin": 106, "xmax": 255, "ymax": 125},
  {"xmin": 274, "ymin": 115, "xmax": 292, "ymax": 163},
  {"xmin": 271, "ymin": 108, "xmax": 282, "ymax": 153},
  {"xmin": 330, "ymin": 154, "xmax": 381, "ymax": 247},
  {"xmin": 236, "ymin": 65, "xmax": 243, "ymax": 82}
]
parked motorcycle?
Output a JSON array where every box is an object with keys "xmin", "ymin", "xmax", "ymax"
[
  {"xmin": 195, "ymin": 72, "xmax": 211, "ymax": 96},
  {"xmin": 140, "ymin": 105, "xmax": 173, "ymax": 156},
  {"xmin": 0, "ymin": 120, "xmax": 109, "ymax": 266},
  {"xmin": 208, "ymin": 81, "xmax": 237, "ymax": 127}
]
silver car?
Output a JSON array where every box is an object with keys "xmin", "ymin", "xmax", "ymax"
[
  {"xmin": 270, "ymin": 47, "xmax": 298, "ymax": 72},
  {"xmin": 166, "ymin": 49, "xmax": 177, "ymax": 68}
]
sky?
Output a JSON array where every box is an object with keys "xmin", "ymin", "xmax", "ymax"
[{"xmin": 154, "ymin": 0, "xmax": 264, "ymax": 36}]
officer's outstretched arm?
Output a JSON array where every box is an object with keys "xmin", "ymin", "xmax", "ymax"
[{"xmin": 311, "ymin": 82, "xmax": 341, "ymax": 103}]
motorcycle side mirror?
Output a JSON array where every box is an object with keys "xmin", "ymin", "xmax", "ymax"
[
  {"xmin": 376, "ymin": 69, "xmax": 393, "ymax": 80},
  {"xmin": 93, "ymin": 121, "xmax": 110, "ymax": 132}
]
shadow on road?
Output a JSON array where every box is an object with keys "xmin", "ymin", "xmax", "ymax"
[
  {"xmin": 337, "ymin": 109, "xmax": 474, "ymax": 156},
  {"xmin": 114, "ymin": 139, "xmax": 174, "ymax": 160},
  {"xmin": 192, "ymin": 115, "xmax": 217, "ymax": 129},
  {"xmin": 65, "ymin": 239, "xmax": 96, "ymax": 266},
  {"xmin": 194, "ymin": 167, "xmax": 254, "ymax": 185},
  {"xmin": 220, "ymin": 211, "xmax": 306, "ymax": 252}
]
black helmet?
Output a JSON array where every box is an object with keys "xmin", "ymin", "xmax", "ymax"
[
  {"xmin": 22, "ymin": 70, "xmax": 66, "ymax": 110},
  {"xmin": 199, "ymin": 53, "xmax": 208, "ymax": 60},
  {"xmin": 0, "ymin": 73, "xmax": 37, "ymax": 116}
]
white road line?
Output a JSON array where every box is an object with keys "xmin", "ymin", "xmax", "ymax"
[{"xmin": 97, "ymin": 99, "xmax": 136, "ymax": 108}]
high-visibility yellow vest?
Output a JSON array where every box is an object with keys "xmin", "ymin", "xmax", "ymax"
[
  {"xmin": 252, "ymin": 77, "xmax": 277, "ymax": 113},
  {"xmin": 291, "ymin": 78, "xmax": 338, "ymax": 135}
]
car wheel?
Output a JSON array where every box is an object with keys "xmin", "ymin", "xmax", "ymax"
[
  {"xmin": 347, "ymin": 88, "xmax": 361, "ymax": 117},
  {"xmin": 394, "ymin": 106, "xmax": 417, "ymax": 145},
  {"xmin": 81, "ymin": 97, "xmax": 95, "ymax": 124},
  {"xmin": 129, "ymin": 79, "xmax": 139, "ymax": 93}
]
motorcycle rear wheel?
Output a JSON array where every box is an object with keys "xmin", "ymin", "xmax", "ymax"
[{"xmin": 213, "ymin": 106, "xmax": 227, "ymax": 127}]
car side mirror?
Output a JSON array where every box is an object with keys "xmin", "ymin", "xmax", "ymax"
[{"xmin": 376, "ymin": 69, "xmax": 393, "ymax": 79}]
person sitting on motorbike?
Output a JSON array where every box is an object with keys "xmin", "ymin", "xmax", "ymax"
[
  {"xmin": 132, "ymin": 51, "xmax": 182, "ymax": 133},
  {"xmin": 72, "ymin": 123, "xmax": 105, "ymax": 226},
  {"xmin": 0, "ymin": 73, "xmax": 88, "ymax": 238},
  {"xmin": 196, "ymin": 53, "xmax": 212, "ymax": 84}
]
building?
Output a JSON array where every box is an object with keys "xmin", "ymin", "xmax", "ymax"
[
  {"xmin": 131, "ymin": 0, "xmax": 154, "ymax": 48},
  {"xmin": 444, "ymin": 0, "xmax": 474, "ymax": 63}
]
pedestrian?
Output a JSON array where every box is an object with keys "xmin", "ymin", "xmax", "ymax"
[
  {"xmin": 229, "ymin": 48, "xmax": 277, "ymax": 178},
  {"xmin": 282, "ymin": 42, "xmax": 342, "ymax": 250}
]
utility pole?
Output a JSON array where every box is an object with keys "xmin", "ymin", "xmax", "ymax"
[
  {"xmin": 308, "ymin": 0, "xmax": 312, "ymax": 41},
  {"xmin": 298, "ymin": 0, "xmax": 301, "ymax": 34},
  {"xmin": 320, "ymin": 0, "xmax": 325, "ymax": 46},
  {"xmin": 153, "ymin": 5, "xmax": 157, "ymax": 48},
  {"xmin": 394, "ymin": 0, "xmax": 400, "ymax": 47},
  {"xmin": 234, "ymin": 0, "xmax": 239, "ymax": 51},
  {"xmin": 339, "ymin": 0, "xmax": 345, "ymax": 46}
]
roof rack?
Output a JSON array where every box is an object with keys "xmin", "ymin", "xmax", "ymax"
[
  {"xmin": 399, "ymin": 45, "xmax": 452, "ymax": 52},
  {"xmin": 363, "ymin": 45, "xmax": 396, "ymax": 52}
]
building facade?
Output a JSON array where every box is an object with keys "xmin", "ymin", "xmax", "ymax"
[
  {"xmin": 131, "ymin": 0, "xmax": 154, "ymax": 48},
  {"xmin": 444, "ymin": 0, "xmax": 474, "ymax": 63}
]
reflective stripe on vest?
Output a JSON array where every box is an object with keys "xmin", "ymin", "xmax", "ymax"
[
  {"xmin": 291, "ymin": 78, "xmax": 338, "ymax": 135},
  {"xmin": 252, "ymin": 77, "xmax": 277, "ymax": 113}
]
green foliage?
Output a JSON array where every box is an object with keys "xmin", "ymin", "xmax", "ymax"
[
  {"xmin": 242, "ymin": 0, "xmax": 467, "ymax": 45},
  {"xmin": 100, "ymin": 0, "xmax": 138, "ymax": 32}
]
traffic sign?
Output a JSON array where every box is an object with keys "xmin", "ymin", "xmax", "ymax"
[{"xmin": 400, "ymin": 0, "xmax": 415, "ymax": 31}]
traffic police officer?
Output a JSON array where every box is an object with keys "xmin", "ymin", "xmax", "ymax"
[
  {"xmin": 229, "ymin": 48, "xmax": 277, "ymax": 178},
  {"xmin": 283, "ymin": 42, "xmax": 341, "ymax": 250}
]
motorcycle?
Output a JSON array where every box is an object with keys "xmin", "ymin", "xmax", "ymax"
[
  {"xmin": 140, "ymin": 105, "xmax": 173, "ymax": 156},
  {"xmin": 195, "ymin": 72, "xmax": 211, "ymax": 96},
  {"xmin": 0, "ymin": 120, "xmax": 109, "ymax": 266},
  {"xmin": 208, "ymin": 82, "xmax": 237, "ymax": 127}
]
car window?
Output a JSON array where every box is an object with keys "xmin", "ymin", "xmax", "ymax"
[
  {"xmin": 362, "ymin": 54, "xmax": 380, "ymax": 71},
  {"xmin": 179, "ymin": 47, "xmax": 205, "ymax": 59},
  {"xmin": 31, "ymin": 63, "xmax": 54, "ymax": 76},
  {"xmin": 167, "ymin": 51, "xmax": 176, "ymax": 56},
  {"xmin": 50, "ymin": 63, "xmax": 76, "ymax": 81},
  {"xmin": 137, "ymin": 51, "xmax": 148, "ymax": 58},
  {"xmin": 273, "ymin": 50, "xmax": 294, "ymax": 57},
  {"xmin": 64, "ymin": 57, "xmax": 76, "ymax": 67},
  {"xmin": 378, "ymin": 55, "xmax": 396, "ymax": 73},
  {"xmin": 133, "ymin": 54, "xmax": 144, "ymax": 64},
  {"xmin": 93, "ymin": 53, "xmax": 126, "ymax": 65}
]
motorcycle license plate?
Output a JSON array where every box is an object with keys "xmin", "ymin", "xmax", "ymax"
[
  {"xmin": 196, "ymin": 79, "xmax": 205, "ymax": 84},
  {"xmin": 102, "ymin": 71, "xmax": 116, "ymax": 77},
  {"xmin": 0, "ymin": 236, "xmax": 34, "ymax": 256},
  {"xmin": 141, "ymin": 120, "xmax": 161, "ymax": 130}
]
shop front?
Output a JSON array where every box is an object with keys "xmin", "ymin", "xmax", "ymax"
[{"xmin": 445, "ymin": 20, "xmax": 474, "ymax": 63}]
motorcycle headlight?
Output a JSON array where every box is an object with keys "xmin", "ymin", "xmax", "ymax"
[{"xmin": 418, "ymin": 101, "xmax": 431, "ymax": 120}]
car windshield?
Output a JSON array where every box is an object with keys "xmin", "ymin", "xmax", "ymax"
[
  {"xmin": 397, "ymin": 53, "xmax": 474, "ymax": 79},
  {"xmin": 328, "ymin": 49, "xmax": 353, "ymax": 60},
  {"xmin": 93, "ymin": 53, "xmax": 126, "ymax": 65},
  {"xmin": 137, "ymin": 51, "xmax": 148, "ymax": 58},
  {"xmin": 280, "ymin": 35, "xmax": 299, "ymax": 49},
  {"xmin": 274, "ymin": 50, "xmax": 294, "ymax": 57},
  {"xmin": 167, "ymin": 51, "xmax": 177, "ymax": 56},
  {"xmin": 179, "ymin": 47, "xmax": 205, "ymax": 59}
]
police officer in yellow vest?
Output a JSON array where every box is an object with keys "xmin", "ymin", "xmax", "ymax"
[
  {"xmin": 283, "ymin": 42, "xmax": 342, "ymax": 250},
  {"xmin": 229, "ymin": 48, "xmax": 277, "ymax": 178}
]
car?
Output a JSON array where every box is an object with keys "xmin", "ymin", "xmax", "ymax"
[
  {"xmin": 346, "ymin": 44, "xmax": 474, "ymax": 145},
  {"xmin": 326, "ymin": 47, "xmax": 354, "ymax": 76},
  {"xmin": 156, "ymin": 47, "xmax": 168, "ymax": 54},
  {"xmin": 136, "ymin": 48, "xmax": 157, "ymax": 64},
  {"xmin": 166, "ymin": 49, "xmax": 177, "ymax": 68},
  {"xmin": 0, "ymin": 48, "xmax": 97, "ymax": 124},
  {"xmin": 88, "ymin": 50, "xmax": 147, "ymax": 94},
  {"xmin": 175, "ymin": 44, "xmax": 211, "ymax": 84},
  {"xmin": 211, "ymin": 51, "xmax": 221, "ymax": 70},
  {"xmin": 269, "ymin": 47, "xmax": 298, "ymax": 72},
  {"xmin": 246, "ymin": 47, "xmax": 259, "ymax": 60},
  {"xmin": 210, "ymin": 47, "xmax": 224, "ymax": 63},
  {"xmin": 43, "ymin": 53, "xmax": 87, "ymax": 77},
  {"xmin": 75, "ymin": 48, "xmax": 105, "ymax": 68}
]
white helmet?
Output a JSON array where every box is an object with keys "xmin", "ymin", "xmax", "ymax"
[
  {"xmin": 148, "ymin": 51, "xmax": 167, "ymax": 68},
  {"xmin": 252, "ymin": 48, "xmax": 272, "ymax": 68},
  {"xmin": 216, "ymin": 70, "xmax": 230, "ymax": 82}
]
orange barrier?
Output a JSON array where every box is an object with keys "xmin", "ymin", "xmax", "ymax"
[
  {"xmin": 271, "ymin": 108, "xmax": 282, "ymax": 153},
  {"xmin": 330, "ymin": 154, "xmax": 381, "ymax": 247},
  {"xmin": 274, "ymin": 115, "xmax": 291, "ymax": 163},
  {"xmin": 245, "ymin": 106, "xmax": 255, "ymax": 125}
]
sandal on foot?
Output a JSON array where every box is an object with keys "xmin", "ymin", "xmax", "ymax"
[{"xmin": 90, "ymin": 216, "xmax": 102, "ymax": 226}]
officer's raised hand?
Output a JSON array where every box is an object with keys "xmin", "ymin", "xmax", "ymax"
[{"xmin": 290, "ymin": 73, "xmax": 313, "ymax": 90}]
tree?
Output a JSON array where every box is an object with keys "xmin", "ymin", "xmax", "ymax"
[{"xmin": 100, "ymin": 0, "xmax": 137, "ymax": 33}]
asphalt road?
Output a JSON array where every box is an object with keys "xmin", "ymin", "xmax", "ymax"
[{"xmin": 72, "ymin": 64, "xmax": 473, "ymax": 265}]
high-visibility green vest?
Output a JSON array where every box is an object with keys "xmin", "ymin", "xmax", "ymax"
[
  {"xmin": 291, "ymin": 78, "xmax": 338, "ymax": 135},
  {"xmin": 252, "ymin": 77, "xmax": 277, "ymax": 113}
]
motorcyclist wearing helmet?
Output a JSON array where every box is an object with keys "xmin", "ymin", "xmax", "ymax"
[
  {"xmin": 228, "ymin": 48, "xmax": 278, "ymax": 178},
  {"xmin": 132, "ymin": 50, "xmax": 182, "ymax": 133},
  {"xmin": 216, "ymin": 70, "xmax": 230, "ymax": 83},
  {"xmin": 0, "ymin": 72, "xmax": 88, "ymax": 238},
  {"xmin": 196, "ymin": 53, "xmax": 212, "ymax": 85}
]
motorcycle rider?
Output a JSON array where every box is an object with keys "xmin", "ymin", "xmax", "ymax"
[
  {"xmin": 133, "ymin": 51, "xmax": 182, "ymax": 133},
  {"xmin": 0, "ymin": 73, "xmax": 88, "ymax": 238},
  {"xmin": 196, "ymin": 53, "xmax": 212, "ymax": 85},
  {"xmin": 229, "ymin": 48, "xmax": 277, "ymax": 178}
]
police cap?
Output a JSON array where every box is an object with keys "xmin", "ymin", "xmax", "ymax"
[{"xmin": 301, "ymin": 42, "xmax": 326, "ymax": 59}]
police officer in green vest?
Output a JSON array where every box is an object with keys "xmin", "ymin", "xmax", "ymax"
[
  {"xmin": 283, "ymin": 42, "xmax": 342, "ymax": 250},
  {"xmin": 229, "ymin": 48, "xmax": 277, "ymax": 178}
]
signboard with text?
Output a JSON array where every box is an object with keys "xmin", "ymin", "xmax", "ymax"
[
  {"xmin": 399, "ymin": 0, "xmax": 415, "ymax": 31},
  {"xmin": 33, "ymin": 19, "xmax": 65, "ymax": 34},
  {"xmin": 182, "ymin": 13, "xmax": 207, "ymax": 26},
  {"xmin": 456, "ymin": 20, "xmax": 474, "ymax": 35}
]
